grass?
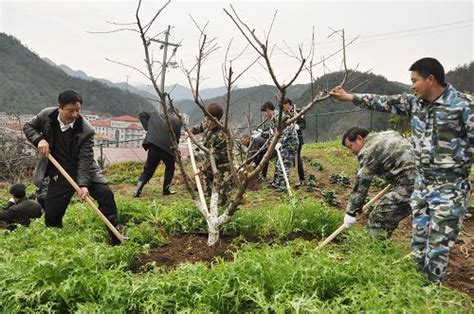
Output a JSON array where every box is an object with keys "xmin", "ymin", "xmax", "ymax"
[
  {"xmin": 0, "ymin": 206, "xmax": 471, "ymax": 312},
  {"xmin": 0, "ymin": 139, "xmax": 472, "ymax": 312}
]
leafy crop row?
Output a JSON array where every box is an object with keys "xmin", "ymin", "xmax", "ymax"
[{"xmin": 0, "ymin": 194, "xmax": 472, "ymax": 312}]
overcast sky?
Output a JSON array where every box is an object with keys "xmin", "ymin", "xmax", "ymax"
[{"xmin": 1, "ymin": 0, "xmax": 472, "ymax": 89}]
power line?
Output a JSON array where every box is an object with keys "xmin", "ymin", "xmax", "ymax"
[{"xmin": 178, "ymin": 19, "xmax": 473, "ymax": 64}]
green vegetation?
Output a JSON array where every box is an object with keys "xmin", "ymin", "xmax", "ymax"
[
  {"xmin": 0, "ymin": 33, "xmax": 155, "ymax": 116},
  {"xmin": 446, "ymin": 62, "xmax": 474, "ymax": 94},
  {"xmin": 0, "ymin": 198, "xmax": 471, "ymax": 312},
  {"xmin": 1, "ymin": 139, "xmax": 472, "ymax": 312}
]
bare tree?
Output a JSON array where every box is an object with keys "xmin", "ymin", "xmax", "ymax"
[
  {"xmin": 107, "ymin": 1, "xmax": 350, "ymax": 246},
  {"xmin": 0, "ymin": 117, "xmax": 36, "ymax": 183}
]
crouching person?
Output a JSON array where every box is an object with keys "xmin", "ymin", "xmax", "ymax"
[
  {"xmin": 342, "ymin": 127, "xmax": 416, "ymax": 238},
  {"xmin": 0, "ymin": 184, "xmax": 42, "ymax": 230},
  {"xmin": 23, "ymin": 90, "xmax": 121, "ymax": 245}
]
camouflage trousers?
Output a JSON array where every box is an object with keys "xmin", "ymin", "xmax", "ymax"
[
  {"xmin": 410, "ymin": 173, "xmax": 471, "ymax": 283},
  {"xmin": 202, "ymin": 165, "xmax": 231, "ymax": 205},
  {"xmin": 272, "ymin": 146, "xmax": 297, "ymax": 190},
  {"xmin": 367, "ymin": 174, "xmax": 415, "ymax": 238}
]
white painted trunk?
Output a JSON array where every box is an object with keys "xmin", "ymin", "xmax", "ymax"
[{"xmin": 207, "ymin": 218, "xmax": 220, "ymax": 246}]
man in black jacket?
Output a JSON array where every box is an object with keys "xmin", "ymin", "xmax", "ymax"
[
  {"xmin": 133, "ymin": 109, "xmax": 182, "ymax": 197},
  {"xmin": 288, "ymin": 99, "xmax": 306, "ymax": 187},
  {"xmin": 0, "ymin": 184, "xmax": 42, "ymax": 230},
  {"xmin": 23, "ymin": 90, "xmax": 121, "ymax": 245}
]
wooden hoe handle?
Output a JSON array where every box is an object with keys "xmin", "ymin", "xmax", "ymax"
[{"xmin": 317, "ymin": 184, "xmax": 392, "ymax": 250}]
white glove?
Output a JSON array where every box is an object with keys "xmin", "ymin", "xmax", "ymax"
[
  {"xmin": 275, "ymin": 142, "xmax": 282, "ymax": 150},
  {"xmin": 343, "ymin": 214, "xmax": 357, "ymax": 228},
  {"xmin": 294, "ymin": 124, "xmax": 300, "ymax": 131}
]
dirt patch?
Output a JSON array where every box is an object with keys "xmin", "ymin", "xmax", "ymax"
[
  {"xmin": 130, "ymin": 233, "xmax": 234, "ymax": 272},
  {"xmin": 445, "ymin": 215, "xmax": 474, "ymax": 297},
  {"xmin": 130, "ymin": 232, "xmax": 316, "ymax": 273}
]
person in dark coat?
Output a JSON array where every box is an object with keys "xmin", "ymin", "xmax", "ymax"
[
  {"xmin": 240, "ymin": 134, "xmax": 267, "ymax": 169},
  {"xmin": 0, "ymin": 184, "xmax": 42, "ymax": 230},
  {"xmin": 290, "ymin": 99, "xmax": 307, "ymax": 187},
  {"xmin": 23, "ymin": 90, "xmax": 121, "ymax": 245},
  {"xmin": 133, "ymin": 109, "xmax": 182, "ymax": 197}
]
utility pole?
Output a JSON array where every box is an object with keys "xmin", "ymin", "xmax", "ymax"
[{"xmin": 149, "ymin": 25, "xmax": 180, "ymax": 111}]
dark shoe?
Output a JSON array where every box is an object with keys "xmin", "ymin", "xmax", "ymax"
[
  {"xmin": 106, "ymin": 216, "xmax": 122, "ymax": 246},
  {"xmin": 294, "ymin": 180, "xmax": 306, "ymax": 189},
  {"xmin": 267, "ymin": 181, "xmax": 277, "ymax": 189},
  {"xmin": 275, "ymin": 187, "xmax": 287, "ymax": 193},
  {"xmin": 133, "ymin": 181, "xmax": 145, "ymax": 198},
  {"xmin": 163, "ymin": 189, "xmax": 176, "ymax": 196}
]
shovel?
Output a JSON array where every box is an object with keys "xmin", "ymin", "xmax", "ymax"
[{"xmin": 317, "ymin": 184, "xmax": 392, "ymax": 249}]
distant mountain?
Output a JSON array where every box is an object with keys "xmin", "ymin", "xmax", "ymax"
[
  {"xmin": 174, "ymin": 83, "xmax": 313, "ymax": 127},
  {"xmin": 135, "ymin": 83, "xmax": 229, "ymax": 101},
  {"xmin": 446, "ymin": 61, "xmax": 473, "ymax": 93},
  {"xmin": 41, "ymin": 57, "xmax": 159, "ymax": 103},
  {"xmin": 0, "ymin": 33, "xmax": 155, "ymax": 116}
]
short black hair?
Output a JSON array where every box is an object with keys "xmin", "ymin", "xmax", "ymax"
[
  {"xmin": 342, "ymin": 127, "xmax": 369, "ymax": 147},
  {"xmin": 409, "ymin": 57, "xmax": 445, "ymax": 86},
  {"xmin": 58, "ymin": 90, "xmax": 83, "ymax": 108},
  {"xmin": 10, "ymin": 183, "xmax": 26, "ymax": 199},
  {"xmin": 260, "ymin": 101, "xmax": 275, "ymax": 112},
  {"xmin": 283, "ymin": 98, "xmax": 293, "ymax": 105},
  {"xmin": 205, "ymin": 102, "xmax": 223, "ymax": 120}
]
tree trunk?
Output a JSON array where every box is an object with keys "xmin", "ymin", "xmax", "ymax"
[{"xmin": 207, "ymin": 219, "xmax": 220, "ymax": 247}]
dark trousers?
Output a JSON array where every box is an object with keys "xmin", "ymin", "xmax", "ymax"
[
  {"xmin": 296, "ymin": 141, "xmax": 305, "ymax": 181},
  {"xmin": 44, "ymin": 175, "xmax": 118, "ymax": 229},
  {"xmin": 139, "ymin": 144, "xmax": 176, "ymax": 192}
]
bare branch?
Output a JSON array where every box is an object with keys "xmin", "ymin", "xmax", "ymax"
[
  {"xmin": 105, "ymin": 58, "xmax": 151, "ymax": 80},
  {"xmin": 143, "ymin": 0, "xmax": 171, "ymax": 34},
  {"xmin": 87, "ymin": 28, "xmax": 140, "ymax": 34}
]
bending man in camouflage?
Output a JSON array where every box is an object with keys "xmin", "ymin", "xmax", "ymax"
[
  {"xmin": 190, "ymin": 103, "xmax": 231, "ymax": 205},
  {"xmin": 342, "ymin": 127, "xmax": 416, "ymax": 238},
  {"xmin": 331, "ymin": 57, "xmax": 473, "ymax": 283}
]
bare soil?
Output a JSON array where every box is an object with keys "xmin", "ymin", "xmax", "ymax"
[{"xmin": 130, "ymin": 231, "xmax": 316, "ymax": 273}]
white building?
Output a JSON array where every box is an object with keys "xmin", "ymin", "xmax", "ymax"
[{"xmin": 90, "ymin": 115, "xmax": 145, "ymax": 148}]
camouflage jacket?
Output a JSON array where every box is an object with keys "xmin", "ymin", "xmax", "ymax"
[
  {"xmin": 190, "ymin": 122, "xmax": 229, "ymax": 168},
  {"xmin": 347, "ymin": 131, "xmax": 416, "ymax": 215},
  {"xmin": 353, "ymin": 84, "xmax": 473, "ymax": 179},
  {"xmin": 271, "ymin": 110, "xmax": 299, "ymax": 152},
  {"xmin": 259, "ymin": 118, "xmax": 272, "ymax": 140}
]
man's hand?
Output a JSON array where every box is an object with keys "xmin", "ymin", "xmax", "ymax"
[
  {"xmin": 77, "ymin": 187, "xmax": 89, "ymax": 201},
  {"xmin": 37, "ymin": 139, "xmax": 50, "ymax": 156},
  {"xmin": 343, "ymin": 213, "xmax": 357, "ymax": 228},
  {"xmin": 330, "ymin": 86, "xmax": 354, "ymax": 102}
]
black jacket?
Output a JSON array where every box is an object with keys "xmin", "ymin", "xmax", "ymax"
[
  {"xmin": 23, "ymin": 107, "xmax": 106, "ymax": 187},
  {"xmin": 295, "ymin": 109, "xmax": 306, "ymax": 144},
  {"xmin": 0, "ymin": 197, "xmax": 42, "ymax": 225},
  {"xmin": 139, "ymin": 111, "xmax": 182, "ymax": 156}
]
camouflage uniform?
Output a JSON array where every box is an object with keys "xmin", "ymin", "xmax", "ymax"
[
  {"xmin": 270, "ymin": 110, "xmax": 299, "ymax": 190},
  {"xmin": 191, "ymin": 122, "xmax": 231, "ymax": 204},
  {"xmin": 352, "ymin": 84, "xmax": 473, "ymax": 282},
  {"xmin": 346, "ymin": 131, "xmax": 416, "ymax": 238}
]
